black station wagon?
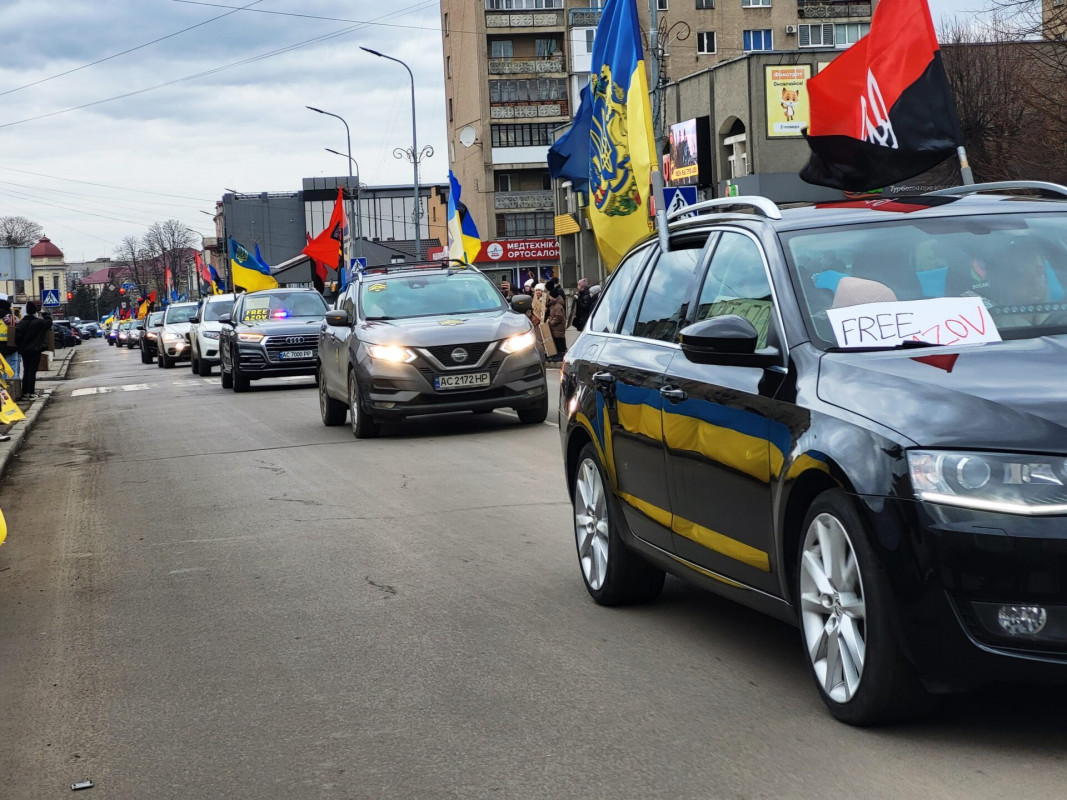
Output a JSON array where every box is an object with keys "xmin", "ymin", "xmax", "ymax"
[{"xmin": 559, "ymin": 182, "xmax": 1067, "ymax": 725}]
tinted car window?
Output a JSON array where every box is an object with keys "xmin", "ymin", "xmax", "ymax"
[
  {"xmin": 631, "ymin": 246, "xmax": 704, "ymax": 342},
  {"xmin": 360, "ymin": 273, "xmax": 504, "ymax": 320},
  {"xmin": 147, "ymin": 312, "xmax": 164, "ymax": 326},
  {"xmin": 697, "ymin": 232, "xmax": 774, "ymax": 349},
  {"xmin": 240, "ymin": 292, "xmax": 327, "ymax": 322},
  {"xmin": 587, "ymin": 246, "xmax": 649, "ymax": 333}
]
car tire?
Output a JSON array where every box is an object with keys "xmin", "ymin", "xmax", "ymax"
[
  {"xmin": 198, "ymin": 357, "xmax": 212, "ymax": 377},
  {"xmin": 163, "ymin": 355, "xmax": 174, "ymax": 369},
  {"xmin": 191, "ymin": 355, "xmax": 199, "ymax": 373},
  {"xmin": 157, "ymin": 353, "xmax": 164, "ymax": 369},
  {"xmin": 220, "ymin": 358, "xmax": 233, "ymax": 389},
  {"xmin": 797, "ymin": 490, "xmax": 930, "ymax": 726},
  {"xmin": 516, "ymin": 392, "xmax": 549, "ymax": 424},
  {"xmin": 572, "ymin": 442, "xmax": 665, "ymax": 606},
  {"xmin": 232, "ymin": 359, "xmax": 250, "ymax": 393},
  {"xmin": 140, "ymin": 347, "xmax": 151, "ymax": 364},
  {"xmin": 348, "ymin": 371, "xmax": 380, "ymax": 439},
  {"xmin": 319, "ymin": 367, "xmax": 347, "ymax": 426}
]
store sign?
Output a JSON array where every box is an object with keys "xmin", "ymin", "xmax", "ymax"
[
  {"xmin": 766, "ymin": 65, "xmax": 811, "ymax": 138},
  {"xmin": 475, "ymin": 239, "xmax": 560, "ymax": 262}
]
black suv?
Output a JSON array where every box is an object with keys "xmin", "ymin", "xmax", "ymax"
[
  {"xmin": 218, "ymin": 288, "xmax": 328, "ymax": 392},
  {"xmin": 560, "ymin": 182, "xmax": 1067, "ymax": 725},
  {"xmin": 317, "ymin": 263, "xmax": 547, "ymax": 438},
  {"xmin": 140, "ymin": 311, "xmax": 164, "ymax": 363}
]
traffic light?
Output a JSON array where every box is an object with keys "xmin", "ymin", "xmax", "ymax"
[
  {"xmin": 67, "ymin": 291, "xmax": 73, "ymax": 301},
  {"xmin": 119, "ymin": 287, "xmax": 125, "ymax": 295}
]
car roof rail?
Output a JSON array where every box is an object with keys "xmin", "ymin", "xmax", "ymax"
[
  {"xmin": 666, "ymin": 196, "xmax": 783, "ymax": 221},
  {"xmin": 924, "ymin": 181, "xmax": 1067, "ymax": 200},
  {"xmin": 359, "ymin": 260, "xmax": 454, "ymax": 276}
]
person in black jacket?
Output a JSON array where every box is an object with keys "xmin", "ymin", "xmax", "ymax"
[
  {"xmin": 571, "ymin": 278, "xmax": 594, "ymax": 331},
  {"xmin": 15, "ymin": 302, "xmax": 50, "ymax": 399}
]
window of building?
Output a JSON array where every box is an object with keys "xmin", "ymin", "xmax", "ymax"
[
  {"xmin": 835, "ymin": 22, "xmax": 870, "ymax": 46},
  {"xmin": 491, "ymin": 123, "xmax": 555, "ymax": 147},
  {"xmin": 447, "ymin": 56, "xmax": 451, "ymax": 78},
  {"xmin": 443, "ymin": 12, "xmax": 449, "ymax": 35},
  {"xmin": 535, "ymin": 38, "xmax": 558, "ymax": 57},
  {"xmin": 743, "ymin": 29, "xmax": 773, "ymax": 51},
  {"xmin": 741, "ymin": 0, "xmax": 771, "ymax": 6},
  {"xmin": 585, "ymin": 29, "xmax": 595, "ymax": 52},
  {"xmin": 697, "ymin": 31, "xmax": 716, "ymax": 53},
  {"xmin": 541, "ymin": 172, "xmax": 552, "ymax": 190},
  {"xmin": 497, "ymin": 173, "xmax": 512, "ymax": 192},
  {"xmin": 656, "ymin": 0, "xmax": 669, "ymax": 9},
  {"xmin": 491, "ymin": 40, "xmax": 514, "ymax": 59},
  {"xmin": 495, "ymin": 212, "xmax": 554, "ymax": 238},
  {"xmin": 489, "ymin": 78, "xmax": 567, "ymax": 103},
  {"xmin": 485, "ymin": 0, "xmax": 563, "ymax": 9},
  {"xmin": 53, "ymin": 274, "xmax": 60, "ymax": 290},
  {"xmin": 696, "ymin": 0, "xmax": 714, "ymax": 7},
  {"xmin": 38, "ymin": 276, "xmax": 45, "ymax": 296},
  {"xmin": 799, "ymin": 23, "xmax": 834, "ymax": 47},
  {"xmin": 448, "ymin": 98, "xmax": 453, "ymax": 122}
]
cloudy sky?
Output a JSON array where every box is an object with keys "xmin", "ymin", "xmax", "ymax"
[{"xmin": 0, "ymin": 0, "xmax": 981, "ymax": 262}]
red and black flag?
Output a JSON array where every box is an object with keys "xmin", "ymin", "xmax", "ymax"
[
  {"xmin": 303, "ymin": 186, "xmax": 348, "ymax": 293},
  {"xmin": 800, "ymin": 0, "xmax": 963, "ymax": 192},
  {"xmin": 306, "ymin": 233, "xmax": 328, "ymax": 294}
]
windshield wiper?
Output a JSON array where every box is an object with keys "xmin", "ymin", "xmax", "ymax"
[
  {"xmin": 825, "ymin": 340, "xmax": 941, "ymax": 353},
  {"xmin": 365, "ymin": 315, "xmax": 396, "ymax": 321}
]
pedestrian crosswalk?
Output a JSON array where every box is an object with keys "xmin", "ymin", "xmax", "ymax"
[{"xmin": 69, "ymin": 375, "xmax": 313, "ymax": 398}]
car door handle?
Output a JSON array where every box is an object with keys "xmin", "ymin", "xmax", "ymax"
[
  {"xmin": 592, "ymin": 371, "xmax": 616, "ymax": 388},
  {"xmin": 660, "ymin": 386, "xmax": 687, "ymax": 403}
]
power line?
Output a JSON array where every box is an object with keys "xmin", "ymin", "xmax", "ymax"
[
  {"xmin": 172, "ymin": 0, "xmax": 440, "ymax": 32},
  {"xmin": 0, "ymin": 165, "xmax": 213, "ymax": 201},
  {"xmin": 0, "ymin": 186, "xmax": 211, "ymax": 232},
  {"xmin": 0, "ymin": 178, "xmax": 209, "ymax": 211},
  {"xmin": 0, "ymin": 0, "xmax": 265, "ymax": 99}
]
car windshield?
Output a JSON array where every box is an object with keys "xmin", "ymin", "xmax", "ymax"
[
  {"xmin": 240, "ymin": 292, "xmax": 326, "ymax": 323},
  {"xmin": 360, "ymin": 272, "xmax": 505, "ymax": 320},
  {"xmin": 164, "ymin": 305, "xmax": 197, "ymax": 324},
  {"xmin": 782, "ymin": 212, "xmax": 1067, "ymax": 349},
  {"xmin": 148, "ymin": 313, "xmax": 163, "ymax": 326},
  {"xmin": 202, "ymin": 299, "xmax": 233, "ymax": 322}
]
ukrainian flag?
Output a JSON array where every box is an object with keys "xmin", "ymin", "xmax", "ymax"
[
  {"xmin": 230, "ymin": 237, "xmax": 278, "ymax": 293},
  {"xmin": 588, "ymin": 0, "xmax": 656, "ymax": 269},
  {"xmin": 209, "ymin": 265, "xmax": 226, "ymax": 294},
  {"xmin": 447, "ymin": 170, "xmax": 481, "ymax": 265}
]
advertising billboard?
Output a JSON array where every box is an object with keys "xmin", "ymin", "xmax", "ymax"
[
  {"xmin": 765, "ymin": 65, "xmax": 811, "ymax": 138},
  {"xmin": 666, "ymin": 117, "xmax": 711, "ymax": 187}
]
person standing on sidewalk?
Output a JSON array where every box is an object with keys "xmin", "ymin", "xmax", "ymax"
[
  {"xmin": 545, "ymin": 282, "xmax": 568, "ymax": 362},
  {"xmin": 571, "ymin": 278, "xmax": 593, "ymax": 331},
  {"xmin": 14, "ymin": 302, "xmax": 50, "ymax": 399}
]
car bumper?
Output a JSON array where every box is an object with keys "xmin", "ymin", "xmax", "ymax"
[
  {"xmin": 235, "ymin": 343, "xmax": 318, "ymax": 378},
  {"xmin": 865, "ymin": 496, "xmax": 1067, "ymax": 691},
  {"xmin": 355, "ymin": 347, "xmax": 546, "ymax": 419},
  {"xmin": 162, "ymin": 340, "xmax": 191, "ymax": 360},
  {"xmin": 198, "ymin": 338, "xmax": 220, "ymax": 364}
]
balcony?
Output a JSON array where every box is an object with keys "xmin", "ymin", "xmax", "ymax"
[
  {"xmin": 490, "ymin": 100, "xmax": 569, "ymax": 119},
  {"xmin": 569, "ymin": 7, "xmax": 602, "ymax": 26},
  {"xmin": 486, "ymin": 11, "xmax": 564, "ymax": 29},
  {"xmin": 797, "ymin": 0, "xmax": 872, "ymax": 18},
  {"xmin": 488, "ymin": 56, "xmax": 565, "ymax": 75},
  {"xmin": 495, "ymin": 190, "xmax": 554, "ymax": 210}
]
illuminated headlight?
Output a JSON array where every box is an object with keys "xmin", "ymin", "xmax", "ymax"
[
  {"xmin": 145, "ymin": 332, "xmax": 157, "ymax": 340},
  {"xmin": 203, "ymin": 331, "xmax": 220, "ymax": 340},
  {"xmin": 163, "ymin": 332, "xmax": 183, "ymax": 342},
  {"xmin": 237, "ymin": 332, "xmax": 265, "ymax": 343},
  {"xmin": 500, "ymin": 330, "xmax": 537, "ymax": 354},
  {"xmin": 367, "ymin": 344, "xmax": 416, "ymax": 363},
  {"xmin": 908, "ymin": 450, "xmax": 1067, "ymax": 515}
]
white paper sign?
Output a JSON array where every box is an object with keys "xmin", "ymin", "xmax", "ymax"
[{"xmin": 827, "ymin": 298, "xmax": 1002, "ymax": 349}]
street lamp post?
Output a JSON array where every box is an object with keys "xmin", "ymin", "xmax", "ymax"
[
  {"xmin": 325, "ymin": 147, "xmax": 365, "ymax": 261},
  {"xmin": 360, "ymin": 47, "xmax": 430, "ymax": 260},
  {"xmin": 306, "ymin": 106, "xmax": 363, "ymax": 271}
]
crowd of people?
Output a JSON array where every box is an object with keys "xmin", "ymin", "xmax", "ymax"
[{"xmin": 497, "ymin": 276, "xmax": 597, "ymax": 363}]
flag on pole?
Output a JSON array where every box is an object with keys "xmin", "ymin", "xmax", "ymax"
[
  {"xmin": 165, "ymin": 266, "xmax": 174, "ymax": 300},
  {"xmin": 548, "ymin": 83, "xmax": 593, "ymax": 193},
  {"xmin": 306, "ymin": 232, "xmax": 328, "ymax": 294},
  {"xmin": 194, "ymin": 252, "xmax": 216, "ymax": 294},
  {"xmin": 230, "ymin": 237, "xmax": 279, "ymax": 293},
  {"xmin": 209, "ymin": 265, "xmax": 226, "ymax": 294},
  {"xmin": 253, "ymin": 243, "xmax": 272, "ymax": 273},
  {"xmin": 447, "ymin": 171, "xmax": 482, "ymax": 265},
  {"xmin": 303, "ymin": 187, "xmax": 348, "ymax": 287},
  {"xmin": 800, "ymin": 0, "xmax": 963, "ymax": 191},
  {"xmin": 586, "ymin": 0, "xmax": 656, "ymax": 269}
]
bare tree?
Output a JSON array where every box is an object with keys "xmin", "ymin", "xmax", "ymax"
[
  {"xmin": 143, "ymin": 220, "xmax": 196, "ymax": 298},
  {"xmin": 114, "ymin": 235, "xmax": 154, "ymax": 296},
  {"xmin": 0, "ymin": 216, "xmax": 44, "ymax": 247}
]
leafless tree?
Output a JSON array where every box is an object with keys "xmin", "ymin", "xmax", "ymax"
[
  {"xmin": 114, "ymin": 234, "xmax": 154, "ymax": 296},
  {"xmin": 0, "ymin": 215, "xmax": 44, "ymax": 247},
  {"xmin": 142, "ymin": 220, "xmax": 196, "ymax": 298}
]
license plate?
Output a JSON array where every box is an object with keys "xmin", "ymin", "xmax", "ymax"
[
  {"xmin": 279, "ymin": 350, "xmax": 314, "ymax": 360},
  {"xmin": 434, "ymin": 372, "xmax": 490, "ymax": 390}
]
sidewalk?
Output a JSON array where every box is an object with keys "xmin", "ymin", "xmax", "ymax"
[{"xmin": 0, "ymin": 346, "xmax": 79, "ymax": 478}]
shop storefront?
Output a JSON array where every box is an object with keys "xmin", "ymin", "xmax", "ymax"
[{"xmin": 473, "ymin": 238, "xmax": 560, "ymax": 289}]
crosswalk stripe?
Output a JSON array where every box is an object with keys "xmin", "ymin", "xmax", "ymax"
[{"xmin": 122, "ymin": 384, "xmax": 151, "ymax": 391}]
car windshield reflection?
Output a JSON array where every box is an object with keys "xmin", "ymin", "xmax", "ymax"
[{"xmin": 360, "ymin": 273, "xmax": 505, "ymax": 320}]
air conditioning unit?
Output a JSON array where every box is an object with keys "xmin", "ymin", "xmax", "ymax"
[{"xmin": 784, "ymin": 24, "xmax": 798, "ymax": 34}]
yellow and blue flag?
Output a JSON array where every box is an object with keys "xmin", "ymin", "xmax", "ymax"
[
  {"xmin": 230, "ymin": 237, "xmax": 278, "ymax": 293},
  {"xmin": 447, "ymin": 170, "xmax": 481, "ymax": 265},
  {"xmin": 588, "ymin": 0, "xmax": 656, "ymax": 269},
  {"xmin": 209, "ymin": 265, "xmax": 226, "ymax": 294}
]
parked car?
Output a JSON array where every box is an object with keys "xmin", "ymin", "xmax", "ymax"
[
  {"xmin": 219, "ymin": 288, "xmax": 327, "ymax": 393},
  {"xmin": 558, "ymin": 182, "xmax": 1067, "ymax": 726},
  {"xmin": 139, "ymin": 311, "xmax": 164, "ymax": 364},
  {"xmin": 318, "ymin": 263, "xmax": 547, "ymax": 438},
  {"xmin": 189, "ymin": 293, "xmax": 235, "ymax": 376},
  {"xmin": 157, "ymin": 302, "xmax": 199, "ymax": 368},
  {"xmin": 51, "ymin": 323, "xmax": 79, "ymax": 348}
]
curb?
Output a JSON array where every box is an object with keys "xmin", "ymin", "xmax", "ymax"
[{"xmin": 0, "ymin": 349, "xmax": 77, "ymax": 479}]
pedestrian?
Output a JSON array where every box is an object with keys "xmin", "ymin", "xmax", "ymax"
[
  {"xmin": 571, "ymin": 278, "xmax": 594, "ymax": 331},
  {"xmin": 546, "ymin": 282, "xmax": 568, "ymax": 361},
  {"xmin": 523, "ymin": 278, "xmax": 535, "ymax": 296},
  {"xmin": 531, "ymin": 283, "xmax": 547, "ymax": 327},
  {"xmin": 499, "ymin": 278, "xmax": 513, "ymax": 300},
  {"xmin": 14, "ymin": 302, "xmax": 50, "ymax": 400}
]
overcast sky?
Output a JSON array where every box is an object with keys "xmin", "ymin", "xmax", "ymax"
[{"xmin": 0, "ymin": 0, "xmax": 987, "ymax": 262}]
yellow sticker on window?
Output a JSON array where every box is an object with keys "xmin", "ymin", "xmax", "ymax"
[
  {"xmin": 367, "ymin": 283, "xmax": 387, "ymax": 293},
  {"xmin": 243, "ymin": 308, "xmax": 269, "ymax": 322}
]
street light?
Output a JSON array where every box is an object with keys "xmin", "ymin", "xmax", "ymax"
[
  {"xmin": 325, "ymin": 147, "xmax": 365, "ymax": 260},
  {"xmin": 306, "ymin": 106, "xmax": 363, "ymax": 262},
  {"xmin": 360, "ymin": 47, "xmax": 431, "ymax": 260}
]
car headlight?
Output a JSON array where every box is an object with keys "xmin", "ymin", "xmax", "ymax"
[
  {"xmin": 237, "ymin": 332, "xmax": 265, "ymax": 343},
  {"xmin": 908, "ymin": 450, "xmax": 1067, "ymax": 515},
  {"xmin": 163, "ymin": 332, "xmax": 183, "ymax": 342},
  {"xmin": 500, "ymin": 330, "xmax": 537, "ymax": 354},
  {"xmin": 146, "ymin": 332, "xmax": 157, "ymax": 339},
  {"xmin": 367, "ymin": 344, "xmax": 416, "ymax": 363},
  {"xmin": 203, "ymin": 331, "xmax": 220, "ymax": 340}
]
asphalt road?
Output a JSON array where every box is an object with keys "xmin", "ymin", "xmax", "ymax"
[{"xmin": 2, "ymin": 339, "xmax": 1067, "ymax": 799}]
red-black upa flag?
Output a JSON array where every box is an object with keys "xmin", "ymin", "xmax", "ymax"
[{"xmin": 799, "ymin": 0, "xmax": 963, "ymax": 192}]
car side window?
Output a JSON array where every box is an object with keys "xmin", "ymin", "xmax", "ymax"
[
  {"xmin": 696, "ymin": 232, "xmax": 774, "ymax": 349},
  {"xmin": 586, "ymin": 246, "xmax": 650, "ymax": 334},
  {"xmin": 630, "ymin": 246, "xmax": 705, "ymax": 343},
  {"xmin": 342, "ymin": 286, "xmax": 357, "ymax": 318}
]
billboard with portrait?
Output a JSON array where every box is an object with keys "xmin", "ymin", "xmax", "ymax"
[{"xmin": 667, "ymin": 117, "xmax": 711, "ymax": 187}]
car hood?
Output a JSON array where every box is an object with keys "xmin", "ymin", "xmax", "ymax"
[
  {"xmin": 163, "ymin": 322, "xmax": 191, "ymax": 334},
  {"xmin": 818, "ymin": 337, "xmax": 1067, "ymax": 451},
  {"xmin": 359, "ymin": 310, "xmax": 531, "ymax": 347}
]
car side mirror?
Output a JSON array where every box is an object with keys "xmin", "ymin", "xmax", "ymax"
[
  {"xmin": 189, "ymin": 316, "xmax": 200, "ymax": 324},
  {"xmin": 510, "ymin": 294, "xmax": 532, "ymax": 313},
  {"xmin": 679, "ymin": 315, "xmax": 781, "ymax": 368},
  {"xmin": 325, "ymin": 310, "xmax": 351, "ymax": 327},
  {"xmin": 219, "ymin": 312, "xmax": 233, "ymax": 325}
]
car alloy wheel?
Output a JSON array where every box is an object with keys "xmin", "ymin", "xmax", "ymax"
[
  {"xmin": 575, "ymin": 456, "xmax": 610, "ymax": 591},
  {"xmin": 319, "ymin": 367, "xmax": 346, "ymax": 426},
  {"xmin": 348, "ymin": 371, "xmax": 379, "ymax": 439},
  {"xmin": 799, "ymin": 512, "xmax": 867, "ymax": 705}
]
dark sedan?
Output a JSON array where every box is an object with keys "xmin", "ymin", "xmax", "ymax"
[
  {"xmin": 559, "ymin": 183, "xmax": 1067, "ymax": 725},
  {"xmin": 218, "ymin": 288, "xmax": 327, "ymax": 393}
]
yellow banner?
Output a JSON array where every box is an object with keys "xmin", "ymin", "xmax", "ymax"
[{"xmin": 1, "ymin": 385, "xmax": 25, "ymax": 424}]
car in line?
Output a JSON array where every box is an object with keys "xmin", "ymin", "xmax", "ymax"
[
  {"xmin": 139, "ymin": 311, "xmax": 164, "ymax": 364},
  {"xmin": 188, "ymin": 293, "xmax": 235, "ymax": 376},
  {"xmin": 156, "ymin": 302, "xmax": 199, "ymax": 368},
  {"xmin": 317, "ymin": 262, "xmax": 547, "ymax": 438},
  {"xmin": 126, "ymin": 319, "xmax": 143, "ymax": 349},
  {"xmin": 559, "ymin": 182, "xmax": 1067, "ymax": 725},
  {"xmin": 107, "ymin": 320, "xmax": 121, "ymax": 345},
  {"xmin": 218, "ymin": 288, "xmax": 327, "ymax": 392},
  {"xmin": 115, "ymin": 320, "xmax": 134, "ymax": 347}
]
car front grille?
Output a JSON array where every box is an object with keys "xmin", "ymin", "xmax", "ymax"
[
  {"xmin": 264, "ymin": 335, "xmax": 318, "ymax": 362},
  {"xmin": 425, "ymin": 342, "xmax": 491, "ymax": 367}
]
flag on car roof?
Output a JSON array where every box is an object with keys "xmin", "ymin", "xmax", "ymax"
[
  {"xmin": 230, "ymin": 237, "xmax": 279, "ymax": 293},
  {"xmin": 303, "ymin": 186, "xmax": 348, "ymax": 280},
  {"xmin": 447, "ymin": 170, "xmax": 481, "ymax": 265},
  {"xmin": 586, "ymin": 0, "xmax": 656, "ymax": 269},
  {"xmin": 799, "ymin": 0, "xmax": 963, "ymax": 191}
]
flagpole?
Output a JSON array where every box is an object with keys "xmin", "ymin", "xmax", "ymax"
[
  {"xmin": 648, "ymin": 0, "xmax": 670, "ymax": 255},
  {"xmin": 957, "ymin": 146, "xmax": 975, "ymax": 186}
]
